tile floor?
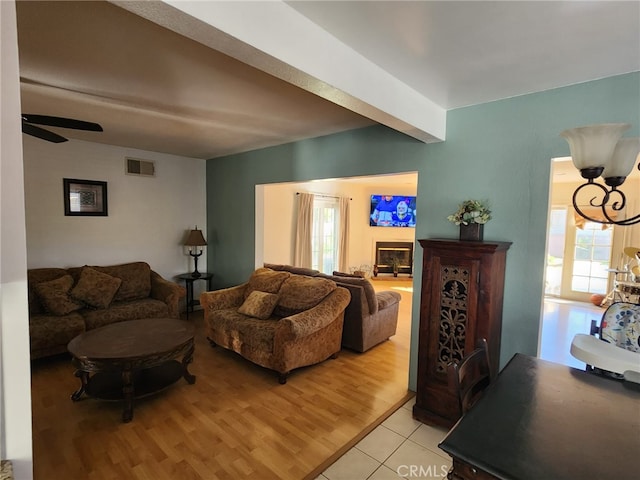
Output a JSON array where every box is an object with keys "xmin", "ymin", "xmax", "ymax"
[
  {"xmin": 317, "ymin": 396, "xmax": 450, "ymax": 480},
  {"xmin": 317, "ymin": 297, "xmax": 604, "ymax": 479}
]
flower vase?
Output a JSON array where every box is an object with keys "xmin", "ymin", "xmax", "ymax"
[{"xmin": 459, "ymin": 223, "xmax": 484, "ymax": 241}]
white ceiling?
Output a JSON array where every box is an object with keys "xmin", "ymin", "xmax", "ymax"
[{"xmin": 15, "ymin": 1, "xmax": 640, "ymax": 161}]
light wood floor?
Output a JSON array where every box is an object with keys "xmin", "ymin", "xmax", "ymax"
[{"xmin": 30, "ymin": 279, "xmax": 414, "ymax": 480}]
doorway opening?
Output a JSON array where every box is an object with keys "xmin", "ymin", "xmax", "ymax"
[
  {"xmin": 255, "ymin": 172, "xmax": 418, "ymax": 397},
  {"xmin": 540, "ymin": 156, "xmax": 639, "ymax": 364}
]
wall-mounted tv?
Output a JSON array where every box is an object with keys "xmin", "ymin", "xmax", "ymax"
[{"xmin": 370, "ymin": 195, "xmax": 417, "ymax": 227}]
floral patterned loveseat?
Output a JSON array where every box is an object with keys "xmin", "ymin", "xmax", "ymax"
[
  {"xmin": 28, "ymin": 262, "xmax": 186, "ymax": 359},
  {"xmin": 200, "ymin": 267, "xmax": 351, "ymax": 383}
]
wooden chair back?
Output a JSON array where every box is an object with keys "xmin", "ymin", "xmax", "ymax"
[{"xmin": 448, "ymin": 338, "xmax": 493, "ymax": 416}]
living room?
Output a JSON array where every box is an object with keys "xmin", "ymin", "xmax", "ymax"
[
  {"xmin": 258, "ymin": 175, "xmax": 418, "ymax": 273},
  {"xmin": 3, "ymin": 1, "xmax": 640, "ymax": 479}
]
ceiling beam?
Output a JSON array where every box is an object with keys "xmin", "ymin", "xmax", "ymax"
[{"xmin": 112, "ymin": 0, "xmax": 446, "ymax": 143}]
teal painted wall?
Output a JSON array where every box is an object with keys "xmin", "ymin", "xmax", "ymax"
[
  {"xmin": 206, "ymin": 125, "xmax": 427, "ymax": 287},
  {"xmin": 206, "ymin": 72, "xmax": 640, "ymax": 390}
]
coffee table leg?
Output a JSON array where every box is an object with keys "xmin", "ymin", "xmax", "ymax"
[
  {"xmin": 122, "ymin": 368, "xmax": 134, "ymax": 423},
  {"xmin": 71, "ymin": 370, "xmax": 88, "ymax": 401},
  {"xmin": 182, "ymin": 343, "xmax": 196, "ymax": 384}
]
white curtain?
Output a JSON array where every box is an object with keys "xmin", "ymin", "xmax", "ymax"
[
  {"xmin": 294, "ymin": 193, "xmax": 314, "ymax": 267},
  {"xmin": 339, "ymin": 196, "xmax": 350, "ymax": 272}
]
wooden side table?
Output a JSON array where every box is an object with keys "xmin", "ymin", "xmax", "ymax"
[{"xmin": 177, "ymin": 272, "xmax": 213, "ymax": 319}]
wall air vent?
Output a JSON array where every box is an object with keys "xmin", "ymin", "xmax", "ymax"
[{"xmin": 125, "ymin": 157, "xmax": 155, "ymax": 177}]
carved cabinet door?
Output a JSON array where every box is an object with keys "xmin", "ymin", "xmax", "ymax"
[{"xmin": 425, "ymin": 255, "xmax": 480, "ymax": 381}]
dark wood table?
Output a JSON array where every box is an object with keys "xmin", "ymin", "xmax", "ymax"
[
  {"xmin": 177, "ymin": 272, "xmax": 213, "ymax": 319},
  {"xmin": 68, "ymin": 318, "xmax": 196, "ymax": 422},
  {"xmin": 439, "ymin": 353, "xmax": 640, "ymax": 480}
]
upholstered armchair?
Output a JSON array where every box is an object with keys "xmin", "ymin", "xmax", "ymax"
[{"xmin": 201, "ymin": 268, "xmax": 351, "ymax": 383}]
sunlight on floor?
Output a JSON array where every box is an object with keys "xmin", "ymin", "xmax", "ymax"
[
  {"xmin": 391, "ymin": 286, "xmax": 413, "ymax": 293},
  {"xmin": 540, "ymin": 297, "xmax": 604, "ymax": 369}
]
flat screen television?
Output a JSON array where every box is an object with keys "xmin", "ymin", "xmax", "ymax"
[{"xmin": 370, "ymin": 195, "xmax": 417, "ymax": 227}]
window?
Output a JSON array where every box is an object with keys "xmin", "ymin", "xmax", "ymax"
[
  {"xmin": 311, "ymin": 197, "xmax": 339, "ymax": 273},
  {"xmin": 571, "ymin": 222, "xmax": 612, "ymax": 294}
]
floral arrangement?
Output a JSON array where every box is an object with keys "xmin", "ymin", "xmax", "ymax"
[{"xmin": 447, "ymin": 200, "xmax": 492, "ymax": 225}]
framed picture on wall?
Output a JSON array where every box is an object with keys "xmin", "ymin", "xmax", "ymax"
[{"xmin": 63, "ymin": 178, "xmax": 108, "ymax": 216}]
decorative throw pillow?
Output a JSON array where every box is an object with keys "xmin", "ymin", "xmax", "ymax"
[
  {"xmin": 93, "ymin": 262, "xmax": 151, "ymax": 302},
  {"xmin": 238, "ymin": 291, "xmax": 279, "ymax": 319},
  {"xmin": 71, "ymin": 266, "xmax": 122, "ymax": 309},
  {"xmin": 34, "ymin": 275, "xmax": 82, "ymax": 316},
  {"xmin": 330, "ymin": 275, "xmax": 378, "ymax": 314}
]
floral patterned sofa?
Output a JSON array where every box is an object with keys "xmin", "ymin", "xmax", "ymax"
[
  {"xmin": 200, "ymin": 267, "xmax": 351, "ymax": 383},
  {"xmin": 28, "ymin": 262, "xmax": 186, "ymax": 359}
]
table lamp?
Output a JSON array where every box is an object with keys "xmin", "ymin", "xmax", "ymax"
[{"xmin": 184, "ymin": 226, "xmax": 207, "ymax": 278}]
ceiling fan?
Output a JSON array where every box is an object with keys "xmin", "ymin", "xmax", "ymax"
[{"xmin": 21, "ymin": 114, "xmax": 103, "ymax": 143}]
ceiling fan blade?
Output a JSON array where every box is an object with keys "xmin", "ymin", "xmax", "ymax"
[
  {"xmin": 21, "ymin": 114, "xmax": 103, "ymax": 132},
  {"xmin": 21, "ymin": 122, "xmax": 68, "ymax": 143}
]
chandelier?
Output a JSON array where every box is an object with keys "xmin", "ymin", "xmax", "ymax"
[{"xmin": 560, "ymin": 123, "xmax": 640, "ymax": 226}]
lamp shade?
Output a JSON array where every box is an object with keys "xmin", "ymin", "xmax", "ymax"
[
  {"xmin": 560, "ymin": 123, "xmax": 630, "ymax": 171},
  {"xmin": 184, "ymin": 228, "xmax": 207, "ymax": 246},
  {"xmin": 602, "ymin": 137, "xmax": 640, "ymax": 180}
]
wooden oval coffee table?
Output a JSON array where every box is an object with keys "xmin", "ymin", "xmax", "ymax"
[{"xmin": 68, "ymin": 318, "xmax": 195, "ymax": 422}]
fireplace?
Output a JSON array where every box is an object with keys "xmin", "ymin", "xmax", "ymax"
[{"xmin": 375, "ymin": 241, "xmax": 414, "ymax": 275}]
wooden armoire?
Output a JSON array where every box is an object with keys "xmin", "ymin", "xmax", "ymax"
[{"xmin": 413, "ymin": 238, "xmax": 511, "ymax": 428}]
